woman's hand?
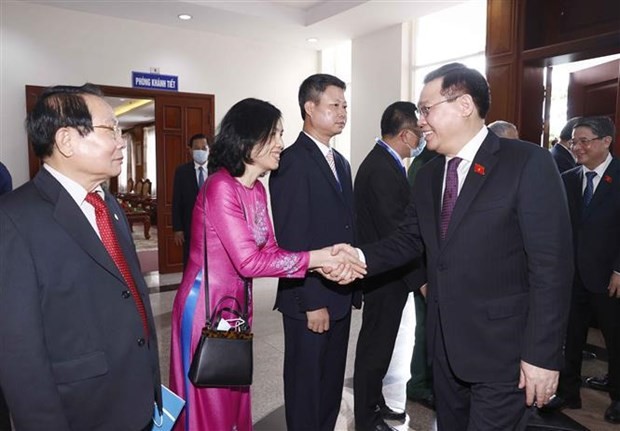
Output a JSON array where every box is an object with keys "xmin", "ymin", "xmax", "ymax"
[{"xmin": 309, "ymin": 245, "xmax": 366, "ymax": 284}]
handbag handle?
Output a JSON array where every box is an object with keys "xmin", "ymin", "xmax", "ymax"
[
  {"xmin": 208, "ymin": 296, "xmax": 249, "ymax": 332},
  {"xmin": 202, "ymin": 186, "xmax": 250, "ymax": 326}
]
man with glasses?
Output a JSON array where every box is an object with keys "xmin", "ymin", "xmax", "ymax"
[
  {"xmin": 0, "ymin": 84, "xmax": 161, "ymax": 430},
  {"xmin": 545, "ymin": 116, "xmax": 620, "ymax": 424},
  {"xmin": 353, "ymin": 101, "xmax": 426, "ymax": 431},
  {"xmin": 332, "ymin": 63, "xmax": 572, "ymax": 430}
]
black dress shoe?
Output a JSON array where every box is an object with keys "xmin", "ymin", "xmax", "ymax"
[
  {"xmin": 370, "ymin": 420, "xmax": 398, "ymax": 431},
  {"xmin": 410, "ymin": 393, "xmax": 435, "ymax": 410},
  {"xmin": 582, "ymin": 349, "xmax": 597, "ymax": 360},
  {"xmin": 586, "ymin": 374, "xmax": 610, "ymax": 391},
  {"xmin": 605, "ymin": 400, "xmax": 620, "ymax": 424},
  {"xmin": 378, "ymin": 405, "xmax": 406, "ymax": 421},
  {"xmin": 541, "ymin": 395, "xmax": 582, "ymax": 411}
]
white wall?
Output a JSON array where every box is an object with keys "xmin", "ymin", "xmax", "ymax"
[
  {"xmin": 0, "ymin": 2, "xmax": 318, "ymax": 186},
  {"xmin": 350, "ymin": 23, "xmax": 412, "ymax": 176}
]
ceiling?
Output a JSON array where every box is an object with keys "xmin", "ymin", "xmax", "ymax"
[
  {"xmin": 105, "ymin": 97, "xmax": 155, "ymax": 130},
  {"xmin": 46, "ymin": 0, "xmax": 465, "ymax": 128},
  {"xmin": 24, "ymin": 0, "xmax": 462, "ymax": 50}
]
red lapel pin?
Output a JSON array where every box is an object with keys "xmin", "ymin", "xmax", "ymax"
[
  {"xmin": 474, "ymin": 163, "xmax": 485, "ymax": 176},
  {"xmin": 603, "ymin": 175, "xmax": 612, "ymax": 184}
]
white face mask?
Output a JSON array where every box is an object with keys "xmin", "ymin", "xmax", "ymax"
[
  {"xmin": 409, "ymin": 136, "xmax": 426, "ymax": 158},
  {"xmin": 192, "ymin": 149, "xmax": 208, "ymax": 165}
]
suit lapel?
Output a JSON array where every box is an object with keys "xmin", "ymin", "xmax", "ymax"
[
  {"xmin": 376, "ymin": 144, "xmax": 407, "ymax": 182},
  {"xmin": 335, "ymin": 148, "xmax": 358, "ymax": 219},
  {"xmin": 583, "ymin": 158, "xmax": 619, "ymax": 219},
  {"xmin": 301, "ymin": 134, "xmax": 346, "ymax": 198},
  {"xmin": 35, "ymin": 170, "xmax": 127, "ymax": 286},
  {"xmin": 189, "ymin": 162, "xmax": 200, "ymax": 194},
  {"xmin": 105, "ymin": 192, "xmax": 146, "ymax": 291},
  {"xmin": 565, "ymin": 169, "xmax": 584, "ymax": 218},
  {"xmin": 429, "ymin": 156, "xmax": 446, "ymax": 246},
  {"xmin": 443, "ymin": 134, "xmax": 500, "ymax": 244}
]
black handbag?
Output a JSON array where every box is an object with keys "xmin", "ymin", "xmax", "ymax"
[{"xmin": 187, "ymin": 197, "xmax": 254, "ymax": 387}]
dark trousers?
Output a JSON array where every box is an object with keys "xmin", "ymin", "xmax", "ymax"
[
  {"xmin": 283, "ymin": 313, "xmax": 351, "ymax": 431},
  {"xmin": 433, "ymin": 322, "xmax": 530, "ymax": 431},
  {"xmin": 407, "ymin": 291, "xmax": 433, "ymax": 399},
  {"xmin": 559, "ymin": 277, "xmax": 620, "ymax": 401},
  {"xmin": 353, "ymin": 285, "xmax": 409, "ymax": 429},
  {"xmin": 0, "ymin": 387, "xmax": 10, "ymax": 431}
]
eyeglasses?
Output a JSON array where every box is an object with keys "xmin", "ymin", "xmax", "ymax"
[
  {"xmin": 94, "ymin": 124, "xmax": 123, "ymax": 139},
  {"xmin": 418, "ymin": 94, "xmax": 463, "ymax": 117},
  {"xmin": 568, "ymin": 136, "xmax": 601, "ymax": 149}
]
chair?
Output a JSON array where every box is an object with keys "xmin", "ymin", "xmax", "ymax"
[
  {"xmin": 126, "ymin": 177, "xmax": 134, "ymax": 194},
  {"xmin": 134, "ymin": 179, "xmax": 143, "ymax": 195},
  {"xmin": 141, "ymin": 179, "xmax": 152, "ymax": 197}
]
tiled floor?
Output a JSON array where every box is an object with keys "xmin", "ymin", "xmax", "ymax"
[{"xmin": 150, "ymin": 276, "xmax": 615, "ymax": 431}]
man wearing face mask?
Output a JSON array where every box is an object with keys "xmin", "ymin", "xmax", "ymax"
[
  {"xmin": 353, "ymin": 101, "xmax": 427, "ymax": 431},
  {"xmin": 172, "ymin": 133, "xmax": 210, "ymax": 267}
]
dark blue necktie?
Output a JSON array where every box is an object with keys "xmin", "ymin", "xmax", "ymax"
[
  {"xmin": 440, "ymin": 157, "xmax": 462, "ymax": 240},
  {"xmin": 583, "ymin": 171, "xmax": 596, "ymax": 207},
  {"xmin": 198, "ymin": 167, "xmax": 205, "ymax": 188}
]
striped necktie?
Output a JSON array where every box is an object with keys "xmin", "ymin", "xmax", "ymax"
[{"xmin": 326, "ymin": 148, "xmax": 340, "ymax": 182}]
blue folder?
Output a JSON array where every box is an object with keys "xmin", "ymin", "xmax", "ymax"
[{"xmin": 152, "ymin": 385, "xmax": 185, "ymax": 431}]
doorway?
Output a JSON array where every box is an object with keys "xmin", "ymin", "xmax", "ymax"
[
  {"xmin": 544, "ymin": 53, "xmax": 620, "ymax": 153},
  {"xmin": 25, "ymin": 84, "xmax": 214, "ymax": 275}
]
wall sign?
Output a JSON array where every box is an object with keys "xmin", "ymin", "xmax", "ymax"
[{"xmin": 132, "ymin": 71, "xmax": 178, "ymax": 91}]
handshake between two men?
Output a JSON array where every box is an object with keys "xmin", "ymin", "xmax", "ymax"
[{"xmin": 309, "ymin": 243, "xmax": 366, "ymax": 284}]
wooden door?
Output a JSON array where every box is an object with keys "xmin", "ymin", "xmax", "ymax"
[
  {"xmin": 155, "ymin": 94, "xmax": 214, "ymax": 273},
  {"xmin": 568, "ymin": 60, "xmax": 620, "ymax": 155}
]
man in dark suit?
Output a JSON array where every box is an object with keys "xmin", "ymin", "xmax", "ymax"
[
  {"xmin": 546, "ymin": 116, "xmax": 620, "ymax": 423},
  {"xmin": 353, "ymin": 101, "xmax": 426, "ymax": 431},
  {"xmin": 406, "ymin": 146, "xmax": 437, "ymax": 410},
  {"xmin": 0, "ymin": 161, "xmax": 11, "ymax": 196},
  {"xmin": 0, "ymin": 84, "xmax": 161, "ymax": 431},
  {"xmin": 333, "ymin": 63, "xmax": 573, "ymax": 430},
  {"xmin": 172, "ymin": 133, "xmax": 209, "ymax": 267},
  {"xmin": 550, "ymin": 117, "xmax": 580, "ymax": 173},
  {"xmin": 0, "ymin": 161, "xmax": 11, "ymax": 430},
  {"xmin": 270, "ymin": 73, "xmax": 359, "ymax": 431}
]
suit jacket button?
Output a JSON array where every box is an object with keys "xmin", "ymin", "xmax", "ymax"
[
  {"xmin": 137, "ymin": 338, "xmax": 145, "ymax": 346},
  {"xmin": 345, "ymin": 224, "xmax": 350, "ymax": 229},
  {"xmin": 122, "ymin": 290, "xmax": 131, "ymax": 299}
]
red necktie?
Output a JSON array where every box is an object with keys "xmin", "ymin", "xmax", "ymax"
[
  {"xmin": 440, "ymin": 157, "xmax": 462, "ymax": 240},
  {"xmin": 86, "ymin": 192, "xmax": 150, "ymax": 338}
]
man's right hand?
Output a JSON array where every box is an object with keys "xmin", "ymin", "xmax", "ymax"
[
  {"xmin": 320, "ymin": 243, "xmax": 365, "ymax": 284},
  {"xmin": 173, "ymin": 231, "xmax": 184, "ymax": 246},
  {"xmin": 306, "ymin": 308, "xmax": 330, "ymax": 333}
]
